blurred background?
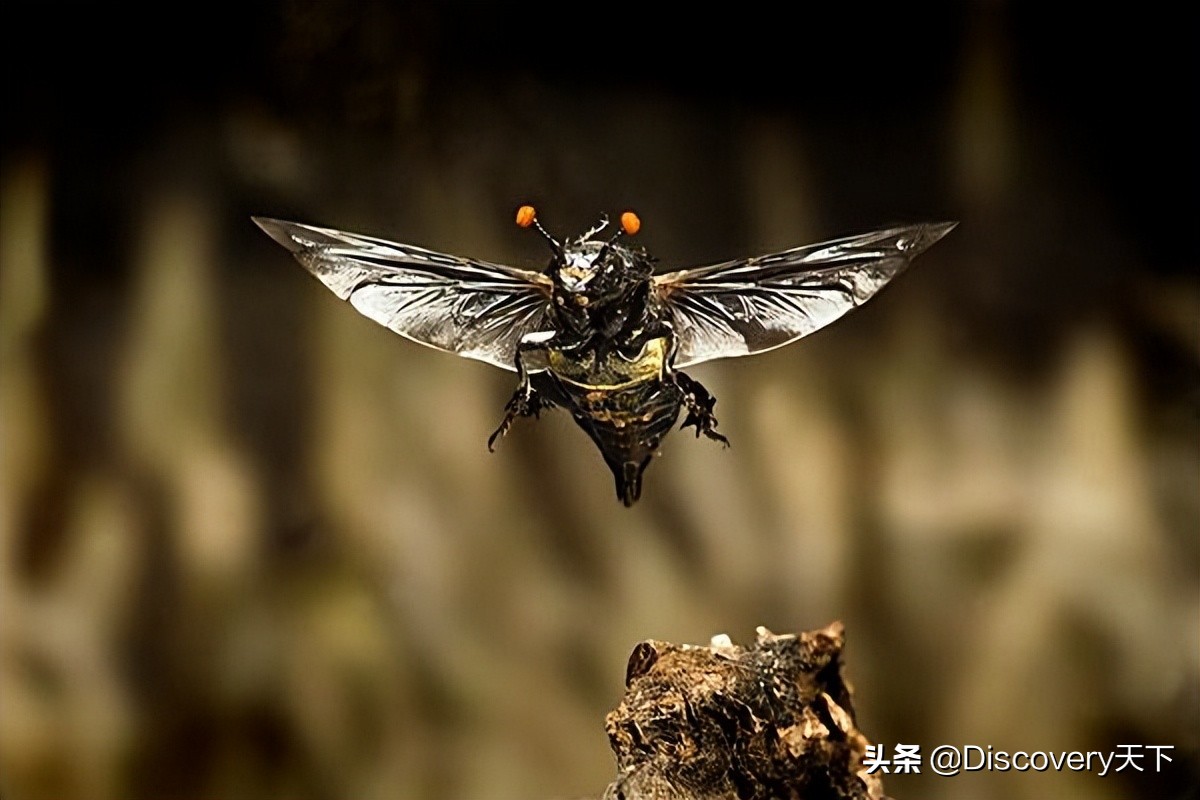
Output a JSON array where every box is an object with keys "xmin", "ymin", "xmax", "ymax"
[{"xmin": 2, "ymin": 2, "xmax": 1197, "ymax": 799}]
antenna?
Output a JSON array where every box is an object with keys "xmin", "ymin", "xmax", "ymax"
[
  {"xmin": 595, "ymin": 210, "xmax": 641, "ymax": 263},
  {"xmin": 515, "ymin": 205, "xmax": 562, "ymax": 258}
]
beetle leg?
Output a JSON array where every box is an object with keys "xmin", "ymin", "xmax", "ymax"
[
  {"xmin": 674, "ymin": 370, "xmax": 730, "ymax": 448},
  {"xmin": 488, "ymin": 334, "xmax": 551, "ymax": 451},
  {"xmin": 487, "ymin": 389, "xmax": 543, "ymax": 451}
]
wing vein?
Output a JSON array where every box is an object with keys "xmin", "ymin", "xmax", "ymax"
[
  {"xmin": 256, "ymin": 218, "xmax": 553, "ymax": 372},
  {"xmin": 653, "ymin": 222, "xmax": 954, "ymax": 367}
]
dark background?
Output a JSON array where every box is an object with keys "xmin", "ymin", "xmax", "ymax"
[{"xmin": 2, "ymin": 3, "xmax": 1197, "ymax": 799}]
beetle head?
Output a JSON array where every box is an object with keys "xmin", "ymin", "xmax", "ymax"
[{"xmin": 515, "ymin": 206, "xmax": 642, "ymax": 303}]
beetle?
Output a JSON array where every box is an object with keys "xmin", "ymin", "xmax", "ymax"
[{"xmin": 254, "ymin": 208, "xmax": 954, "ymax": 505}]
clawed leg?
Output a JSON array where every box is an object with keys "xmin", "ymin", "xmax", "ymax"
[
  {"xmin": 487, "ymin": 383, "xmax": 548, "ymax": 451},
  {"xmin": 675, "ymin": 371, "xmax": 729, "ymax": 448},
  {"xmin": 488, "ymin": 336, "xmax": 554, "ymax": 452}
]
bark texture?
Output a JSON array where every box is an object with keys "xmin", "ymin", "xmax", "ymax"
[{"xmin": 603, "ymin": 623, "xmax": 885, "ymax": 800}]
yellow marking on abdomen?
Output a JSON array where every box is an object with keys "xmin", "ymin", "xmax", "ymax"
[{"xmin": 548, "ymin": 337, "xmax": 669, "ymax": 391}]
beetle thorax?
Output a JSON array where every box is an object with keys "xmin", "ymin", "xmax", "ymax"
[{"xmin": 552, "ymin": 241, "xmax": 633, "ymax": 309}]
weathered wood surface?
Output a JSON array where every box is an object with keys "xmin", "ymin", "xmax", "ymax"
[{"xmin": 602, "ymin": 623, "xmax": 886, "ymax": 800}]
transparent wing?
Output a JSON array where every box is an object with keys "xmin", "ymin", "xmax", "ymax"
[
  {"xmin": 254, "ymin": 217, "xmax": 554, "ymax": 372},
  {"xmin": 654, "ymin": 222, "xmax": 956, "ymax": 368}
]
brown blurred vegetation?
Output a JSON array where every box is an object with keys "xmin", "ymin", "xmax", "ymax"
[{"xmin": 1, "ymin": 3, "xmax": 1197, "ymax": 799}]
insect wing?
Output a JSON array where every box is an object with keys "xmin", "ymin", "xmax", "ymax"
[
  {"xmin": 254, "ymin": 218, "xmax": 554, "ymax": 372},
  {"xmin": 653, "ymin": 222, "xmax": 955, "ymax": 368}
]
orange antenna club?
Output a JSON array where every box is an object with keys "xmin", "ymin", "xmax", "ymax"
[
  {"xmin": 516, "ymin": 205, "xmax": 537, "ymax": 228},
  {"xmin": 620, "ymin": 211, "xmax": 641, "ymax": 236}
]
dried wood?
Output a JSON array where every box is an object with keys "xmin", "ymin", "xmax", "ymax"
[{"xmin": 602, "ymin": 623, "xmax": 886, "ymax": 800}]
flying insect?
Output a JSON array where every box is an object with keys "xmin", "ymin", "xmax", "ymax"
[{"xmin": 254, "ymin": 208, "xmax": 954, "ymax": 506}]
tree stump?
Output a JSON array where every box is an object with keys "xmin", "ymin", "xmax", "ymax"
[{"xmin": 602, "ymin": 623, "xmax": 886, "ymax": 800}]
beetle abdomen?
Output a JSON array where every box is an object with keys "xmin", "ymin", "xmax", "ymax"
[{"xmin": 559, "ymin": 379, "xmax": 684, "ymax": 506}]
